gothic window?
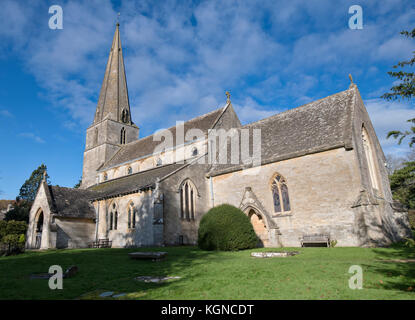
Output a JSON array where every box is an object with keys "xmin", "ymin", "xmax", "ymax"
[
  {"xmin": 362, "ymin": 126, "xmax": 379, "ymax": 190},
  {"xmin": 103, "ymin": 173, "xmax": 108, "ymax": 181},
  {"xmin": 109, "ymin": 203, "xmax": 118, "ymax": 230},
  {"xmin": 128, "ymin": 202, "xmax": 136, "ymax": 229},
  {"xmin": 180, "ymin": 180, "xmax": 196, "ymax": 220},
  {"xmin": 156, "ymin": 158, "xmax": 162, "ymax": 166},
  {"xmin": 271, "ymin": 174, "xmax": 291, "ymax": 213},
  {"xmin": 120, "ymin": 127, "xmax": 126, "ymax": 144},
  {"xmin": 191, "ymin": 147, "xmax": 198, "ymax": 157},
  {"xmin": 121, "ymin": 109, "xmax": 129, "ymax": 123},
  {"xmin": 127, "ymin": 166, "xmax": 132, "ymax": 175}
]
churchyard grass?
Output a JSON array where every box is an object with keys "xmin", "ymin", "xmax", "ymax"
[{"xmin": 0, "ymin": 245, "xmax": 414, "ymax": 299}]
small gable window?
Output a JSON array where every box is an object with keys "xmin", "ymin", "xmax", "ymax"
[
  {"xmin": 271, "ymin": 174, "xmax": 291, "ymax": 214},
  {"xmin": 191, "ymin": 147, "xmax": 198, "ymax": 157},
  {"xmin": 156, "ymin": 158, "xmax": 162, "ymax": 166},
  {"xmin": 127, "ymin": 166, "xmax": 132, "ymax": 175},
  {"xmin": 180, "ymin": 179, "xmax": 196, "ymax": 220},
  {"xmin": 103, "ymin": 173, "xmax": 108, "ymax": 181}
]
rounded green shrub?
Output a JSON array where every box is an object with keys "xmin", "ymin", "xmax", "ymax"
[{"xmin": 198, "ymin": 204, "xmax": 258, "ymax": 251}]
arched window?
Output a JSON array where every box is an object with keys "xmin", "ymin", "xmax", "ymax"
[
  {"xmin": 109, "ymin": 203, "xmax": 118, "ymax": 230},
  {"xmin": 120, "ymin": 127, "xmax": 126, "ymax": 144},
  {"xmin": 121, "ymin": 109, "xmax": 129, "ymax": 123},
  {"xmin": 103, "ymin": 173, "xmax": 108, "ymax": 181},
  {"xmin": 362, "ymin": 126, "xmax": 379, "ymax": 190},
  {"xmin": 128, "ymin": 202, "xmax": 136, "ymax": 229},
  {"xmin": 127, "ymin": 166, "xmax": 132, "ymax": 175},
  {"xmin": 191, "ymin": 147, "xmax": 198, "ymax": 157},
  {"xmin": 156, "ymin": 158, "xmax": 162, "ymax": 166},
  {"xmin": 180, "ymin": 180, "xmax": 196, "ymax": 220},
  {"xmin": 271, "ymin": 174, "xmax": 291, "ymax": 213}
]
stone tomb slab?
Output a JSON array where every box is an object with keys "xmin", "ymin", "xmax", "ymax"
[
  {"xmin": 135, "ymin": 276, "xmax": 181, "ymax": 283},
  {"xmin": 128, "ymin": 252, "xmax": 167, "ymax": 261},
  {"xmin": 251, "ymin": 251, "xmax": 300, "ymax": 258}
]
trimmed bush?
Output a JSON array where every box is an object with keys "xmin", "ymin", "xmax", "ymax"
[{"xmin": 198, "ymin": 204, "xmax": 258, "ymax": 251}]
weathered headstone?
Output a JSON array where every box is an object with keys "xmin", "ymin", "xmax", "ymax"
[{"xmin": 64, "ymin": 265, "xmax": 78, "ymax": 278}]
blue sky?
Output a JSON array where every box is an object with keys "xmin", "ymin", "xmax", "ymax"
[{"xmin": 0, "ymin": 0, "xmax": 414, "ymax": 199}]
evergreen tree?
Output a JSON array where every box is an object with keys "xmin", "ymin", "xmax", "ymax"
[{"xmin": 18, "ymin": 164, "xmax": 50, "ymax": 202}]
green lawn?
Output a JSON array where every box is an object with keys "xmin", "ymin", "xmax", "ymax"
[{"xmin": 0, "ymin": 245, "xmax": 414, "ymax": 300}]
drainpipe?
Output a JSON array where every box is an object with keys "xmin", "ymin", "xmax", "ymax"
[
  {"xmin": 209, "ymin": 176, "xmax": 215, "ymax": 208},
  {"xmin": 95, "ymin": 201, "xmax": 99, "ymax": 242}
]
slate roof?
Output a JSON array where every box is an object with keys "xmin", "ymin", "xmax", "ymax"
[
  {"xmin": 88, "ymin": 163, "xmax": 187, "ymax": 200},
  {"xmin": 100, "ymin": 106, "xmax": 225, "ymax": 171},
  {"xmin": 208, "ymin": 86, "xmax": 356, "ymax": 176},
  {"xmin": 46, "ymin": 185, "xmax": 98, "ymax": 219}
]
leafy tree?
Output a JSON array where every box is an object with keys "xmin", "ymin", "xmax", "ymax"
[
  {"xmin": 4, "ymin": 200, "xmax": 32, "ymax": 223},
  {"xmin": 18, "ymin": 164, "xmax": 50, "ymax": 202},
  {"xmin": 73, "ymin": 178, "xmax": 82, "ymax": 189},
  {"xmin": 385, "ymin": 154, "xmax": 406, "ymax": 175},
  {"xmin": 389, "ymin": 161, "xmax": 415, "ymax": 209},
  {"xmin": 382, "ymin": 27, "xmax": 415, "ymax": 147}
]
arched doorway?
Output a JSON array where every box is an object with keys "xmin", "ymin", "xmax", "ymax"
[
  {"xmin": 34, "ymin": 211, "xmax": 44, "ymax": 249},
  {"xmin": 248, "ymin": 209, "xmax": 269, "ymax": 247}
]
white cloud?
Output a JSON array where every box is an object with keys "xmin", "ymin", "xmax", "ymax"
[
  {"xmin": 0, "ymin": 0, "xmax": 414, "ymax": 139},
  {"xmin": 365, "ymin": 99, "xmax": 415, "ymax": 156},
  {"xmin": 233, "ymin": 97, "xmax": 281, "ymax": 125},
  {"xmin": 0, "ymin": 110, "xmax": 13, "ymax": 118},
  {"xmin": 19, "ymin": 132, "xmax": 45, "ymax": 144}
]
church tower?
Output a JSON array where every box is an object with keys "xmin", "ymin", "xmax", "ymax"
[{"xmin": 81, "ymin": 23, "xmax": 139, "ymax": 188}]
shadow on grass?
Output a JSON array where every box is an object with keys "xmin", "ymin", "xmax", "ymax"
[
  {"xmin": 0, "ymin": 246, "xmax": 219, "ymax": 299},
  {"xmin": 362, "ymin": 239, "xmax": 415, "ymax": 293}
]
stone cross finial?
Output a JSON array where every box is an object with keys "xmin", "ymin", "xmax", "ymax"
[
  {"xmin": 42, "ymin": 170, "xmax": 47, "ymax": 182},
  {"xmin": 225, "ymin": 91, "xmax": 231, "ymax": 103},
  {"xmin": 349, "ymin": 74, "xmax": 353, "ymax": 84}
]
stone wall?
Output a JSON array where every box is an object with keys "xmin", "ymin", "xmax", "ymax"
[
  {"xmin": 82, "ymin": 119, "xmax": 139, "ymax": 188},
  {"xmin": 55, "ymin": 217, "xmax": 95, "ymax": 248},
  {"xmin": 212, "ymin": 147, "xmax": 362, "ymax": 247},
  {"xmin": 94, "ymin": 190, "xmax": 155, "ymax": 247},
  {"xmin": 161, "ymin": 159, "xmax": 211, "ymax": 245},
  {"xmin": 350, "ymin": 87, "xmax": 412, "ymax": 244}
]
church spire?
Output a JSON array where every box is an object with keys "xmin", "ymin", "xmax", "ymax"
[{"xmin": 94, "ymin": 23, "xmax": 132, "ymax": 125}]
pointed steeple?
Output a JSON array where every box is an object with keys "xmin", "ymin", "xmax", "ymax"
[{"xmin": 94, "ymin": 23, "xmax": 132, "ymax": 125}]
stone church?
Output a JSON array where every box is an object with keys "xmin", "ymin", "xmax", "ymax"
[{"xmin": 26, "ymin": 24, "xmax": 412, "ymax": 250}]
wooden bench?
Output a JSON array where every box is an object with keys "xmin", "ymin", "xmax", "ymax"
[
  {"xmin": 90, "ymin": 238, "xmax": 112, "ymax": 248},
  {"xmin": 300, "ymin": 234, "xmax": 330, "ymax": 247}
]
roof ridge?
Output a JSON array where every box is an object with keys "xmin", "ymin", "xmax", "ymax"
[
  {"xmin": 119, "ymin": 106, "xmax": 224, "ymax": 148},
  {"xmin": 242, "ymin": 88, "xmax": 351, "ymax": 128},
  {"xmin": 90, "ymin": 162, "xmax": 184, "ymax": 188}
]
